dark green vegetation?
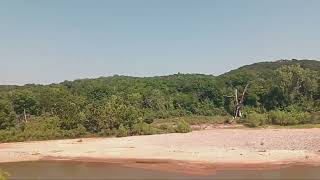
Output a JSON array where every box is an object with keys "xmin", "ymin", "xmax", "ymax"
[{"xmin": 0, "ymin": 59, "xmax": 319, "ymax": 142}]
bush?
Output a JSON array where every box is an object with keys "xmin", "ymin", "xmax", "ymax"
[
  {"xmin": 185, "ymin": 115, "xmax": 231, "ymax": 125},
  {"xmin": 310, "ymin": 112, "xmax": 320, "ymax": 124},
  {"xmin": 268, "ymin": 111, "xmax": 292, "ymax": 125},
  {"xmin": 132, "ymin": 122, "xmax": 155, "ymax": 135},
  {"xmin": 291, "ymin": 111, "xmax": 312, "ymax": 124},
  {"xmin": 158, "ymin": 124, "xmax": 175, "ymax": 133},
  {"xmin": 175, "ymin": 120, "xmax": 191, "ymax": 133},
  {"xmin": 23, "ymin": 116, "xmax": 63, "ymax": 140},
  {"xmin": 70, "ymin": 124, "xmax": 88, "ymax": 137},
  {"xmin": 242, "ymin": 111, "xmax": 313, "ymax": 127},
  {"xmin": 0, "ymin": 117, "xmax": 91, "ymax": 142},
  {"xmin": 98, "ymin": 128, "xmax": 112, "ymax": 136},
  {"xmin": 193, "ymin": 102, "xmax": 228, "ymax": 116},
  {"xmin": 0, "ymin": 128, "xmax": 24, "ymax": 142},
  {"xmin": 268, "ymin": 110, "xmax": 312, "ymax": 126},
  {"xmin": 243, "ymin": 113, "xmax": 268, "ymax": 127},
  {"xmin": 116, "ymin": 124, "xmax": 129, "ymax": 137},
  {"xmin": 243, "ymin": 106, "xmax": 266, "ymax": 115}
]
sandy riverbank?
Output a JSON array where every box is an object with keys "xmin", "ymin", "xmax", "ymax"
[{"xmin": 1, "ymin": 128, "xmax": 320, "ymax": 175}]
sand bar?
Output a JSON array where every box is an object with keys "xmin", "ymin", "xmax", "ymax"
[{"xmin": 1, "ymin": 128, "xmax": 320, "ymax": 174}]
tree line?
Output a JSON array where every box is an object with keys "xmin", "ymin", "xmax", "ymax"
[{"xmin": 0, "ymin": 60, "xmax": 319, "ymax": 142}]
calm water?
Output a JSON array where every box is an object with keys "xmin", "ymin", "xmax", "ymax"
[{"xmin": 0, "ymin": 161, "xmax": 319, "ymax": 180}]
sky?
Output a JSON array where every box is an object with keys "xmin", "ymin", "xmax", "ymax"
[{"xmin": 1, "ymin": 0, "xmax": 320, "ymax": 85}]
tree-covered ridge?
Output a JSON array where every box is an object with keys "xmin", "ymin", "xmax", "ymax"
[
  {"xmin": 0, "ymin": 59, "xmax": 319, "ymax": 142},
  {"xmin": 218, "ymin": 60, "xmax": 320, "ymax": 110},
  {"xmin": 222, "ymin": 59, "xmax": 320, "ymax": 76}
]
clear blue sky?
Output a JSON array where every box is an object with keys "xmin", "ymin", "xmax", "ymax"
[{"xmin": 1, "ymin": 0, "xmax": 320, "ymax": 85}]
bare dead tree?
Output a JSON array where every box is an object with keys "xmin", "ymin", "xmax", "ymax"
[{"xmin": 233, "ymin": 84, "xmax": 249, "ymax": 118}]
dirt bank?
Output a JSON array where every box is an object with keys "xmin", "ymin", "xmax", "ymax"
[{"xmin": 1, "ymin": 128, "xmax": 320, "ymax": 174}]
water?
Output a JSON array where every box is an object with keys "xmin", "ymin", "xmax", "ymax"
[{"xmin": 0, "ymin": 161, "xmax": 319, "ymax": 180}]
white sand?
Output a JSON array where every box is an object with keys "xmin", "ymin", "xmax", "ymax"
[{"xmin": 1, "ymin": 128, "xmax": 320, "ymax": 165}]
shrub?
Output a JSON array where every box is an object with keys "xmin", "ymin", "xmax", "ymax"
[
  {"xmin": 175, "ymin": 120, "xmax": 191, "ymax": 133},
  {"xmin": 193, "ymin": 102, "xmax": 228, "ymax": 116},
  {"xmin": 71, "ymin": 124, "xmax": 88, "ymax": 137},
  {"xmin": 268, "ymin": 110, "xmax": 291, "ymax": 125},
  {"xmin": 0, "ymin": 128, "xmax": 23, "ymax": 142},
  {"xmin": 310, "ymin": 112, "xmax": 320, "ymax": 124},
  {"xmin": 99, "ymin": 128, "xmax": 122, "ymax": 137},
  {"xmin": 116, "ymin": 124, "xmax": 129, "ymax": 137},
  {"xmin": 243, "ymin": 113, "xmax": 268, "ymax": 127},
  {"xmin": 243, "ymin": 106, "xmax": 266, "ymax": 115},
  {"xmin": 23, "ymin": 116, "xmax": 63, "ymax": 140},
  {"xmin": 184, "ymin": 116, "xmax": 230, "ymax": 125},
  {"xmin": 132, "ymin": 122, "xmax": 155, "ymax": 135},
  {"xmin": 158, "ymin": 124, "xmax": 175, "ymax": 133},
  {"xmin": 268, "ymin": 110, "xmax": 312, "ymax": 126},
  {"xmin": 291, "ymin": 111, "xmax": 312, "ymax": 124}
]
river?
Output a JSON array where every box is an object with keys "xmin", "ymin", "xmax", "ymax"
[{"xmin": 0, "ymin": 161, "xmax": 319, "ymax": 179}]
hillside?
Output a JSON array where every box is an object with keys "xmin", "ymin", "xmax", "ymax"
[
  {"xmin": 217, "ymin": 59, "xmax": 320, "ymax": 90},
  {"xmin": 219, "ymin": 59, "xmax": 319, "ymax": 79},
  {"xmin": 221, "ymin": 59, "xmax": 320, "ymax": 77}
]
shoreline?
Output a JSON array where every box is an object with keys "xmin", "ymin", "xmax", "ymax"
[
  {"xmin": 1, "ymin": 128, "xmax": 320, "ymax": 175},
  {"xmin": 38, "ymin": 156, "xmax": 320, "ymax": 175},
  {"xmin": 1, "ymin": 156, "xmax": 320, "ymax": 176}
]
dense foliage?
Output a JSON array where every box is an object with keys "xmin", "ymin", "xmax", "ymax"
[{"xmin": 0, "ymin": 60, "xmax": 319, "ymax": 142}]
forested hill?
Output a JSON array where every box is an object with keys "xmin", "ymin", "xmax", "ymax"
[
  {"xmin": 227, "ymin": 59, "xmax": 320, "ymax": 73},
  {"xmin": 0, "ymin": 59, "xmax": 319, "ymax": 142},
  {"xmin": 219, "ymin": 59, "xmax": 319, "ymax": 80}
]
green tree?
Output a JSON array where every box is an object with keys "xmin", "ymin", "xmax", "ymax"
[
  {"xmin": 143, "ymin": 89, "xmax": 170, "ymax": 111},
  {"xmin": 275, "ymin": 64, "xmax": 319, "ymax": 110},
  {"xmin": 199, "ymin": 86, "xmax": 224, "ymax": 107},
  {"xmin": 11, "ymin": 91, "xmax": 41, "ymax": 119},
  {"xmin": 0, "ymin": 99, "xmax": 16, "ymax": 129},
  {"xmin": 85, "ymin": 96, "xmax": 142, "ymax": 133},
  {"xmin": 51, "ymin": 94, "xmax": 86, "ymax": 130}
]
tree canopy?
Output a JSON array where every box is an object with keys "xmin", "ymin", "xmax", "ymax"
[{"xmin": 0, "ymin": 59, "xmax": 319, "ymax": 142}]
